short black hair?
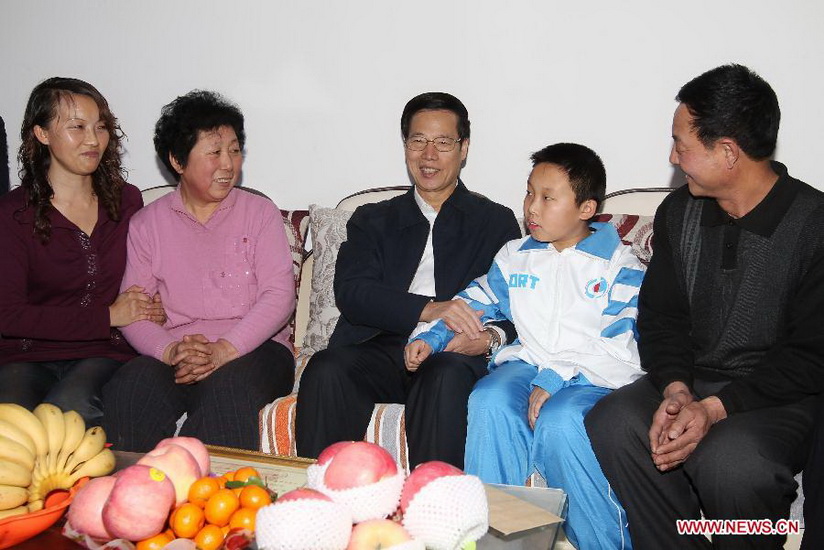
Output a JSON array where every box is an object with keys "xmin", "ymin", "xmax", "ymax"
[
  {"xmin": 400, "ymin": 92, "xmax": 470, "ymax": 140},
  {"xmin": 154, "ymin": 90, "xmax": 245, "ymax": 181},
  {"xmin": 676, "ymin": 64, "xmax": 779, "ymax": 160},
  {"xmin": 530, "ymin": 143, "xmax": 606, "ymax": 207}
]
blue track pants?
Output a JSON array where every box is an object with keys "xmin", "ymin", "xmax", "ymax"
[{"xmin": 465, "ymin": 360, "xmax": 631, "ymax": 550}]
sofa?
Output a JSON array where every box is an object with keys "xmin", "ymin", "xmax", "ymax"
[
  {"xmin": 140, "ymin": 184, "xmax": 804, "ymax": 543},
  {"xmin": 249, "ymin": 184, "xmax": 804, "ymax": 533}
]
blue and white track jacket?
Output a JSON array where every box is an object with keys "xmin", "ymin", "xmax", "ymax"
[{"xmin": 411, "ymin": 222, "xmax": 646, "ymax": 395}]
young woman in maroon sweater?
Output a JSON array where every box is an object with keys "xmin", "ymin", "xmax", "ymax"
[{"xmin": 0, "ymin": 77, "xmax": 163, "ymax": 425}]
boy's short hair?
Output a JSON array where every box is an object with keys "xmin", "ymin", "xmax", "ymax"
[{"xmin": 530, "ymin": 143, "xmax": 606, "ymax": 207}]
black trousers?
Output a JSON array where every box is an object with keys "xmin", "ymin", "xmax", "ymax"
[
  {"xmin": 0, "ymin": 358, "xmax": 122, "ymax": 426},
  {"xmin": 585, "ymin": 376, "xmax": 815, "ymax": 550},
  {"xmin": 801, "ymin": 395, "xmax": 824, "ymax": 550},
  {"xmin": 295, "ymin": 333, "xmax": 488, "ymax": 469},
  {"xmin": 102, "ymin": 340, "xmax": 294, "ymax": 452}
]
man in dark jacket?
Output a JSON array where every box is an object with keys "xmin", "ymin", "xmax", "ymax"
[
  {"xmin": 296, "ymin": 92, "xmax": 521, "ymax": 468},
  {"xmin": 586, "ymin": 64, "xmax": 824, "ymax": 549}
]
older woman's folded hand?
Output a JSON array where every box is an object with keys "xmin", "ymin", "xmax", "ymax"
[
  {"xmin": 205, "ymin": 338, "xmax": 239, "ymax": 370},
  {"xmin": 167, "ymin": 334, "xmax": 214, "ymax": 384},
  {"xmin": 175, "ymin": 359, "xmax": 216, "ymax": 384},
  {"xmin": 164, "ymin": 334, "xmax": 209, "ymax": 364}
]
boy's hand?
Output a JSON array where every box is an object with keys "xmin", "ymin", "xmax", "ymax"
[
  {"xmin": 405, "ymin": 340, "xmax": 433, "ymax": 372},
  {"xmin": 528, "ymin": 386, "xmax": 551, "ymax": 430}
]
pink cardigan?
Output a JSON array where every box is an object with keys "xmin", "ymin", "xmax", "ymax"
[{"xmin": 120, "ymin": 187, "xmax": 295, "ymax": 361}]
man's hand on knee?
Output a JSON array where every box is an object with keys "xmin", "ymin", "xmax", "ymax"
[
  {"xmin": 648, "ymin": 382, "xmax": 729, "ymax": 470},
  {"xmin": 649, "ymin": 381, "xmax": 693, "ymax": 452},
  {"xmin": 651, "ymin": 399, "xmax": 721, "ymax": 471}
]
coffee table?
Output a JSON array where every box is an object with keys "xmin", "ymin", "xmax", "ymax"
[{"xmin": 478, "ymin": 484, "xmax": 567, "ymax": 550}]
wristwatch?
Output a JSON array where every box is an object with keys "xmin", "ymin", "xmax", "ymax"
[{"xmin": 484, "ymin": 326, "xmax": 502, "ymax": 360}]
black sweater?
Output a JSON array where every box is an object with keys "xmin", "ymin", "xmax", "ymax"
[{"xmin": 639, "ymin": 162, "xmax": 824, "ymax": 414}]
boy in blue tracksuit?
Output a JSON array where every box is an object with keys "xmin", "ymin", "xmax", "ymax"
[{"xmin": 405, "ymin": 143, "xmax": 645, "ymax": 550}]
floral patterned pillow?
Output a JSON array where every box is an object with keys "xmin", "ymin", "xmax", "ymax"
[
  {"xmin": 593, "ymin": 213, "xmax": 655, "ymax": 264},
  {"xmin": 301, "ymin": 205, "xmax": 353, "ymax": 354}
]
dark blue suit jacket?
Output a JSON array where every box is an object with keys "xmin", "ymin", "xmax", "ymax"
[{"xmin": 329, "ymin": 181, "xmax": 521, "ymax": 348}]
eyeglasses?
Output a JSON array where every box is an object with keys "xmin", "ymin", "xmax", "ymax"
[{"xmin": 405, "ymin": 136, "xmax": 462, "ymax": 152}]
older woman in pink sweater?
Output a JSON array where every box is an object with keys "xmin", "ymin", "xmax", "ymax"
[{"xmin": 102, "ymin": 91, "xmax": 295, "ymax": 451}]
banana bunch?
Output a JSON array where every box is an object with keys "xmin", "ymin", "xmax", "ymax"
[{"xmin": 0, "ymin": 403, "xmax": 115, "ymax": 520}]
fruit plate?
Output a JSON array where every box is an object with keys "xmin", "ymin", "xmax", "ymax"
[{"xmin": 0, "ymin": 480, "xmax": 82, "ymax": 549}]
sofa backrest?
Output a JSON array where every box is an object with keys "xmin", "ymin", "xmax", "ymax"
[
  {"xmin": 600, "ymin": 187, "xmax": 672, "ymax": 216},
  {"xmin": 293, "ymin": 185, "xmax": 673, "ymax": 352}
]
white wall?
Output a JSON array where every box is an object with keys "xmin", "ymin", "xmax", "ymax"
[{"xmin": 2, "ymin": 0, "xmax": 823, "ymax": 214}]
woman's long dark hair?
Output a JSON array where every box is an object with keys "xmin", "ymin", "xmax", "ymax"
[{"xmin": 17, "ymin": 77, "xmax": 127, "ymax": 242}]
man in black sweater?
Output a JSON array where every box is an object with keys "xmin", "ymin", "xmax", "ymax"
[
  {"xmin": 296, "ymin": 92, "xmax": 521, "ymax": 469},
  {"xmin": 586, "ymin": 64, "xmax": 824, "ymax": 549}
]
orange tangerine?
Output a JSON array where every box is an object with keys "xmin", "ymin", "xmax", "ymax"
[
  {"xmin": 232, "ymin": 486, "xmax": 244, "ymax": 497},
  {"xmin": 188, "ymin": 476, "xmax": 221, "ymax": 508},
  {"xmin": 204, "ymin": 488, "xmax": 240, "ymax": 527},
  {"xmin": 135, "ymin": 531, "xmax": 175, "ymax": 550},
  {"xmin": 233, "ymin": 466, "xmax": 260, "ymax": 483},
  {"xmin": 239, "ymin": 484, "xmax": 272, "ymax": 510},
  {"xmin": 228, "ymin": 507, "xmax": 257, "ymax": 531},
  {"xmin": 194, "ymin": 524, "xmax": 225, "ymax": 550},
  {"xmin": 170, "ymin": 502, "xmax": 205, "ymax": 538},
  {"xmin": 221, "ymin": 470, "xmax": 236, "ymax": 482}
]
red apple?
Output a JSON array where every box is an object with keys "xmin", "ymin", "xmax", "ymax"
[
  {"xmin": 317, "ymin": 440, "xmax": 354, "ymax": 466},
  {"xmin": 156, "ymin": 436, "xmax": 210, "ymax": 476},
  {"xmin": 67, "ymin": 476, "xmax": 115, "ymax": 540},
  {"xmin": 323, "ymin": 441, "xmax": 398, "ymax": 490},
  {"xmin": 137, "ymin": 442, "xmax": 201, "ymax": 505},
  {"xmin": 347, "ymin": 519, "xmax": 413, "ymax": 550},
  {"xmin": 400, "ymin": 461, "xmax": 463, "ymax": 513},
  {"xmin": 277, "ymin": 487, "xmax": 333, "ymax": 503},
  {"xmin": 102, "ymin": 465, "xmax": 176, "ymax": 541}
]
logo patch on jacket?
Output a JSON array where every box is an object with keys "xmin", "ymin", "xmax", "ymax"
[
  {"xmin": 509, "ymin": 273, "xmax": 540, "ymax": 290},
  {"xmin": 585, "ymin": 277, "xmax": 608, "ymax": 298}
]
